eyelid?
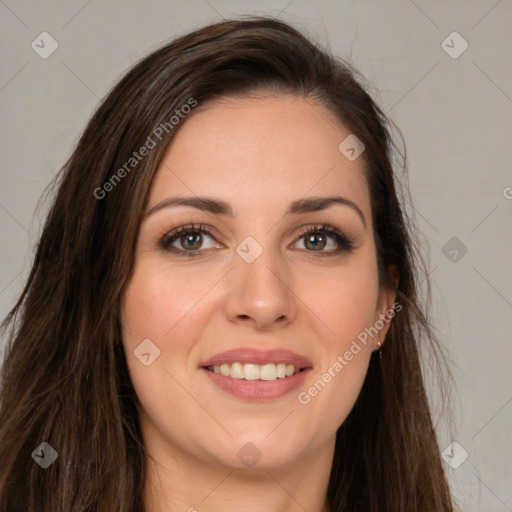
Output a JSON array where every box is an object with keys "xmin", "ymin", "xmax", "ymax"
[
  {"xmin": 158, "ymin": 222, "xmax": 220, "ymax": 255},
  {"xmin": 159, "ymin": 222, "xmax": 355, "ymax": 257},
  {"xmin": 292, "ymin": 223, "xmax": 355, "ymax": 252}
]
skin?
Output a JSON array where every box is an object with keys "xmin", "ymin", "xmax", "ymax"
[{"xmin": 121, "ymin": 93, "xmax": 396, "ymax": 512}]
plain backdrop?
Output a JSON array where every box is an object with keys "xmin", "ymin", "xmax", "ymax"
[{"xmin": 0, "ymin": 1, "xmax": 511, "ymax": 510}]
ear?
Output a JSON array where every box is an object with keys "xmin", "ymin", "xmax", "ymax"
[{"xmin": 372, "ymin": 265, "xmax": 399, "ymax": 353}]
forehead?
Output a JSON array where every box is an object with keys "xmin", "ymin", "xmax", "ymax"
[{"xmin": 149, "ymin": 94, "xmax": 370, "ymax": 218}]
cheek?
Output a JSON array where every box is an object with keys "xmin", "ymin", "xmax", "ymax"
[
  {"xmin": 121, "ymin": 263, "xmax": 215, "ymax": 343},
  {"xmin": 302, "ymin": 258, "xmax": 380, "ymax": 348},
  {"xmin": 295, "ymin": 259, "xmax": 379, "ymax": 424},
  {"xmin": 119, "ymin": 265, "xmax": 216, "ymax": 424},
  {"xmin": 120, "ymin": 260, "xmax": 229, "ymax": 401}
]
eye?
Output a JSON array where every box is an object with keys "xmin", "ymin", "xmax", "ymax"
[
  {"xmin": 159, "ymin": 223, "xmax": 220, "ymax": 257},
  {"xmin": 294, "ymin": 224, "xmax": 354, "ymax": 256},
  {"xmin": 159, "ymin": 222, "xmax": 354, "ymax": 258}
]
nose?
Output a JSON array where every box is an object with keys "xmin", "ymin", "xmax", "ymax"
[{"xmin": 222, "ymin": 246, "xmax": 297, "ymax": 331}]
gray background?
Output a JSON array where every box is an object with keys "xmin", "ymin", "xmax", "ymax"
[{"xmin": 1, "ymin": 1, "xmax": 511, "ymax": 510}]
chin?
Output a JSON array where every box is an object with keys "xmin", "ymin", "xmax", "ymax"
[{"xmin": 209, "ymin": 434, "xmax": 303, "ymax": 471}]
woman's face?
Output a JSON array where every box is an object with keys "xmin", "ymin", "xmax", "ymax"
[{"xmin": 121, "ymin": 94, "xmax": 395, "ymax": 471}]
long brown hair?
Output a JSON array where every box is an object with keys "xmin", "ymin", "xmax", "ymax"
[{"xmin": 0, "ymin": 15, "xmax": 457, "ymax": 511}]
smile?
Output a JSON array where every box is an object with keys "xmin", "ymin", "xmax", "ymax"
[
  {"xmin": 201, "ymin": 365, "xmax": 312, "ymax": 401},
  {"xmin": 206, "ymin": 362, "xmax": 304, "ymax": 380}
]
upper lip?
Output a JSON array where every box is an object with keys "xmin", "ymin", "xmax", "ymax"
[{"xmin": 200, "ymin": 348, "xmax": 313, "ymax": 369}]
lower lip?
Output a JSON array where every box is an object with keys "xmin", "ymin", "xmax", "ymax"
[{"xmin": 201, "ymin": 368, "xmax": 312, "ymax": 401}]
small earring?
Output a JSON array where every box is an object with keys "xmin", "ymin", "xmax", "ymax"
[{"xmin": 377, "ymin": 341, "xmax": 382, "ymax": 359}]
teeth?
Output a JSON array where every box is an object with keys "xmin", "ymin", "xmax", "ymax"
[
  {"xmin": 208, "ymin": 362, "xmax": 302, "ymax": 381},
  {"xmin": 231, "ymin": 362, "xmax": 244, "ymax": 379},
  {"xmin": 243, "ymin": 363, "xmax": 260, "ymax": 380},
  {"xmin": 260, "ymin": 363, "xmax": 276, "ymax": 380}
]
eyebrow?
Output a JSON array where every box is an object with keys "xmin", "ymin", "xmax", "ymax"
[{"xmin": 144, "ymin": 195, "xmax": 366, "ymax": 227}]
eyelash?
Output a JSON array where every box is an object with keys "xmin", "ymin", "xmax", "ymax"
[{"xmin": 158, "ymin": 222, "xmax": 355, "ymax": 258}]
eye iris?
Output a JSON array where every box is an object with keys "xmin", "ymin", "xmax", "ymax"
[
  {"xmin": 181, "ymin": 232, "xmax": 202, "ymax": 250},
  {"xmin": 305, "ymin": 232, "xmax": 326, "ymax": 251}
]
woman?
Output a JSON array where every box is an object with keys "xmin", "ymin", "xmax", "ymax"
[{"xmin": 0, "ymin": 16, "xmax": 457, "ymax": 512}]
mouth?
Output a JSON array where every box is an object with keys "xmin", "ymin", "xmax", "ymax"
[
  {"xmin": 199, "ymin": 348, "xmax": 313, "ymax": 401},
  {"xmin": 203, "ymin": 362, "xmax": 308, "ymax": 381}
]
